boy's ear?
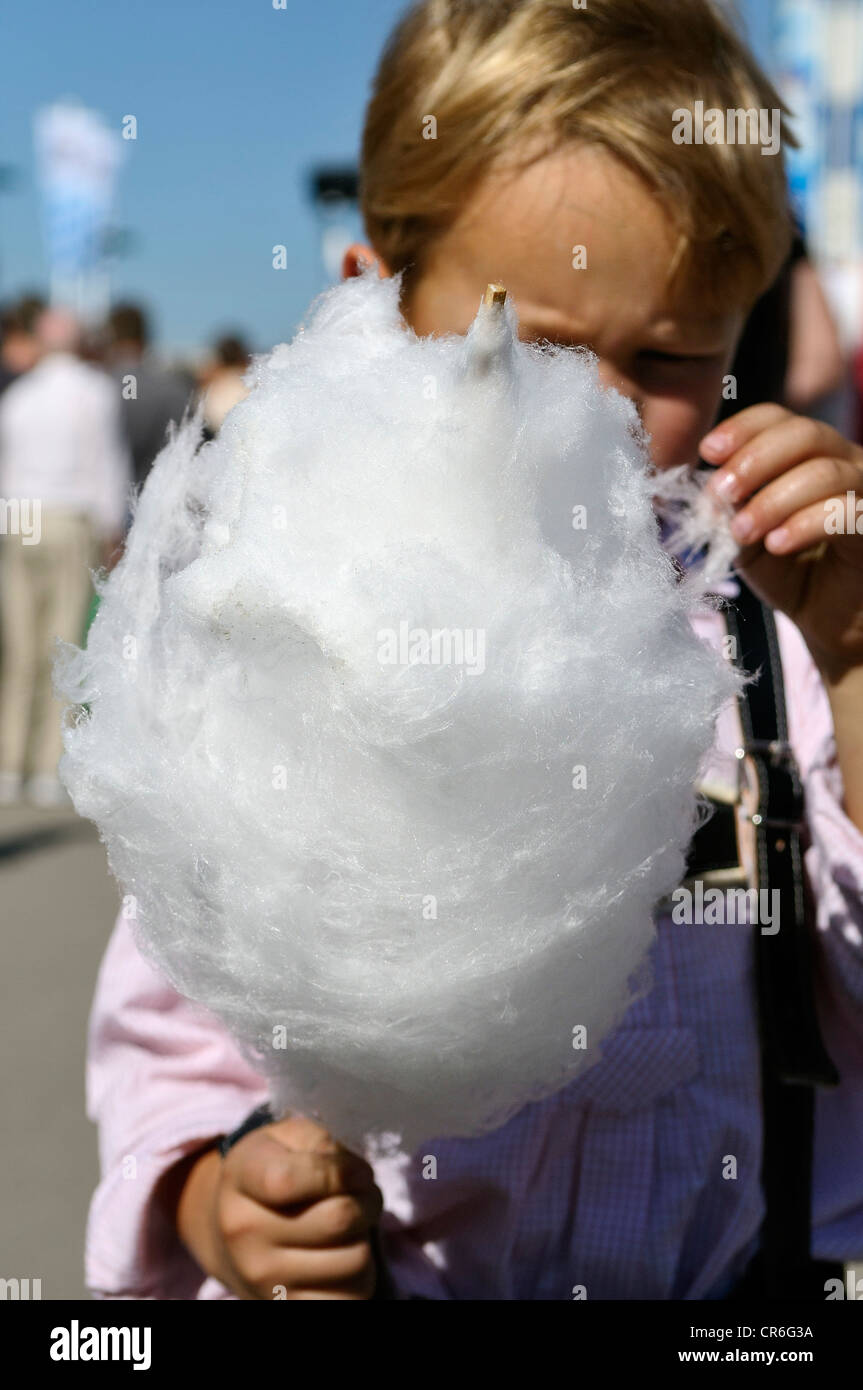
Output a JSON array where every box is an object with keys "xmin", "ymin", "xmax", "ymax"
[{"xmin": 342, "ymin": 243, "xmax": 392, "ymax": 280}]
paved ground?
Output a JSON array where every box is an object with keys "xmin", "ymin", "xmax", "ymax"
[{"xmin": 0, "ymin": 799, "xmax": 120, "ymax": 1300}]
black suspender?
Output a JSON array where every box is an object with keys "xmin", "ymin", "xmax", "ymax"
[{"xmin": 724, "ymin": 579, "xmax": 839, "ymax": 1299}]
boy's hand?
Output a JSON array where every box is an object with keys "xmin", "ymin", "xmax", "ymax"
[
  {"xmin": 701, "ymin": 405, "xmax": 863, "ymax": 679},
  {"xmin": 174, "ymin": 1115, "xmax": 383, "ymax": 1300}
]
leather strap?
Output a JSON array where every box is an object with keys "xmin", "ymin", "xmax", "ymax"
[
  {"xmin": 724, "ymin": 579, "xmax": 839, "ymax": 1298},
  {"xmin": 218, "ymin": 1103, "xmax": 274, "ymax": 1157}
]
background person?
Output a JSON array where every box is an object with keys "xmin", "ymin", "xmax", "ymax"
[
  {"xmin": 199, "ymin": 333, "xmax": 251, "ymax": 437},
  {"xmin": 104, "ymin": 302, "xmax": 193, "ymax": 492},
  {"xmin": 0, "ymin": 294, "xmax": 45, "ymax": 396},
  {"xmin": 0, "ymin": 307, "xmax": 131, "ymax": 807}
]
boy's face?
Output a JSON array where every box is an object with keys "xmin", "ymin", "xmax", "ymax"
[{"xmin": 347, "ymin": 145, "xmax": 748, "ymax": 471}]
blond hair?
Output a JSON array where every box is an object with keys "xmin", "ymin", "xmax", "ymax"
[{"xmin": 361, "ymin": 0, "xmax": 796, "ymax": 310}]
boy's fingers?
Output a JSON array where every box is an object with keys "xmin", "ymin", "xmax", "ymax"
[
  {"xmin": 266, "ymin": 1114, "xmax": 340, "ymax": 1154},
  {"xmin": 270, "ymin": 1115, "xmax": 376, "ymax": 1187},
  {"xmin": 761, "ymin": 498, "xmax": 861, "ymax": 557},
  {"xmin": 233, "ymin": 1186, "xmax": 384, "ymax": 1248},
  {"xmin": 269, "ymin": 1240, "xmax": 376, "ymax": 1290},
  {"xmin": 266, "ymin": 1115, "xmax": 374, "ymax": 1181},
  {"xmin": 729, "ymin": 456, "xmax": 857, "ymax": 546},
  {"xmin": 244, "ymin": 1240, "xmax": 377, "ymax": 1299},
  {"xmin": 705, "ymin": 415, "xmax": 841, "ymax": 505},
  {"xmin": 230, "ymin": 1129, "xmax": 374, "ymax": 1209},
  {"xmin": 276, "ymin": 1189, "xmax": 384, "ymax": 1246},
  {"xmin": 700, "ymin": 403, "xmax": 791, "ymax": 461}
]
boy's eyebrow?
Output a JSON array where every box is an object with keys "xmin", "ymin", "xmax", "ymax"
[{"xmin": 519, "ymin": 311, "xmax": 736, "ymax": 350}]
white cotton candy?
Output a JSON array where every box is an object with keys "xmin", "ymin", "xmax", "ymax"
[
  {"xmin": 652, "ymin": 464, "xmax": 740, "ymax": 591},
  {"xmin": 57, "ymin": 271, "xmax": 738, "ymax": 1153}
]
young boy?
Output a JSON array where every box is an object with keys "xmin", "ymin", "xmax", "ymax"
[{"xmin": 86, "ymin": 0, "xmax": 863, "ymax": 1299}]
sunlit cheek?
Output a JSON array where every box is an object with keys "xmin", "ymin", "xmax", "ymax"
[
  {"xmin": 404, "ymin": 266, "xmax": 483, "ymax": 337},
  {"xmin": 640, "ymin": 396, "xmax": 714, "ymax": 471},
  {"xmin": 595, "ymin": 360, "xmax": 635, "ymax": 400},
  {"xmin": 639, "ymin": 365, "xmax": 733, "ymax": 470},
  {"xmin": 590, "ymin": 367, "xmax": 704, "ymax": 471}
]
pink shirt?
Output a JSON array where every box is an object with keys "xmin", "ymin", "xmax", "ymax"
[{"xmin": 85, "ymin": 601, "xmax": 863, "ymax": 1299}]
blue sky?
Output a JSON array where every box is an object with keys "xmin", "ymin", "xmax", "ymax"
[
  {"xmin": 1, "ymin": 0, "xmax": 770, "ymax": 355},
  {"xmin": 0, "ymin": 0, "xmax": 408, "ymax": 353}
]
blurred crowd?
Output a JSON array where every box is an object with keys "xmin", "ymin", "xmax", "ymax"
[{"xmin": 0, "ymin": 291, "xmax": 252, "ymax": 808}]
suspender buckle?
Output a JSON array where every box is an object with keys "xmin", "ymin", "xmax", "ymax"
[
  {"xmin": 734, "ymin": 743, "xmax": 805, "ymax": 832},
  {"xmin": 736, "ymin": 739, "xmax": 793, "ymax": 767}
]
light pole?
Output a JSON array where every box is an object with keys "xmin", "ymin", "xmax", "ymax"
[{"xmin": 308, "ymin": 166, "xmax": 360, "ymax": 286}]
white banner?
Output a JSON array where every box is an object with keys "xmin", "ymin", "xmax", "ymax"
[{"xmin": 34, "ymin": 102, "xmax": 123, "ymax": 304}]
